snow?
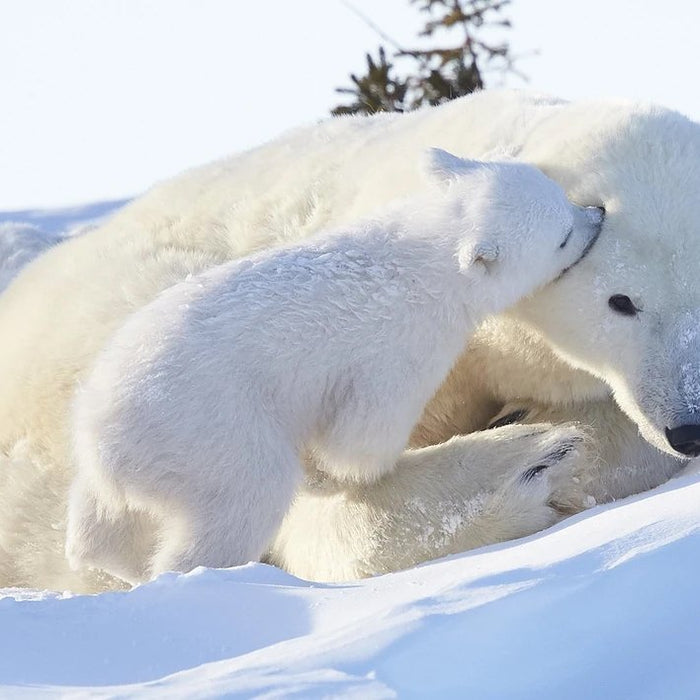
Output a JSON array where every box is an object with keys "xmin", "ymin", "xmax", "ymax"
[
  {"xmin": 2, "ymin": 471, "xmax": 700, "ymax": 698},
  {"xmin": 1, "ymin": 203, "xmax": 700, "ymax": 698}
]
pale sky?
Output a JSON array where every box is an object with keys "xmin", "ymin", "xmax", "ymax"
[{"xmin": 1, "ymin": 0, "xmax": 698, "ymax": 210}]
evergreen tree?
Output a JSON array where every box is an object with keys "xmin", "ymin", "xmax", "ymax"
[{"xmin": 332, "ymin": 0, "xmax": 521, "ymax": 116}]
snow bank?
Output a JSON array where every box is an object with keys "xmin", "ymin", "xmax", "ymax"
[{"xmin": 1, "ymin": 471, "xmax": 699, "ymax": 698}]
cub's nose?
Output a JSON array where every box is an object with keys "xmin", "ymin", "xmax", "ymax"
[
  {"xmin": 665, "ymin": 425, "xmax": 700, "ymax": 457},
  {"xmin": 585, "ymin": 205, "xmax": 606, "ymax": 227}
]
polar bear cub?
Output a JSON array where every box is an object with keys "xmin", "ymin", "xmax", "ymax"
[{"xmin": 66, "ymin": 149, "xmax": 603, "ymax": 582}]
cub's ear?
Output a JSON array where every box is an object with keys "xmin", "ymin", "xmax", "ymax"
[
  {"xmin": 458, "ymin": 240, "xmax": 499, "ymax": 272},
  {"xmin": 424, "ymin": 148, "xmax": 483, "ymax": 183}
]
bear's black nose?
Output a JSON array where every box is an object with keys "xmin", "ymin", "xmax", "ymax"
[{"xmin": 665, "ymin": 425, "xmax": 700, "ymax": 457}]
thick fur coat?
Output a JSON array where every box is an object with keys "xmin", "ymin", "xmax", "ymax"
[
  {"xmin": 0, "ymin": 90, "xmax": 696, "ymax": 590},
  {"xmin": 65, "ymin": 154, "xmax": 601, "ymax": 583}
]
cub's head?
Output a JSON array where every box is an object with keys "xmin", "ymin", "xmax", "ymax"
[{"xmin": 424, "ymin": 148, "xmax": 604, "ymax": 311}]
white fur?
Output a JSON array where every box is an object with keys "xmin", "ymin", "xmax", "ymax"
[
  {"xmin": 0, "ymin": 223, "xmax": 62, "ymax": 294},
  {"xmin": 65, "ymin": 154, "xmax": 600, "ymax": 582},
  {"xmin": 0, "ymin": 89, "xmax": 698, "ymax": 591},
  {"xmin": 268, "ymin": 422, "xmax": 589, "ymax": 581}
]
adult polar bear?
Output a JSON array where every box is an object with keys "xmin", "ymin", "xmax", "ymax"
[{"xmin": 0, "ymin": 89, "xmax": 695, "ymax": 591}]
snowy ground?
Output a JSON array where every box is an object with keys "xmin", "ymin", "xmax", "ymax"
[{"xmin": 1, "ymin": 203, "xmax": 699, "ymax": 698}]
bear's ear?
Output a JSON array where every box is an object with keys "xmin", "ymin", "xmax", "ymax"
[
  {"xmin": 424, "ymin": 148, "xmax": 482, "ymax": 183},
  {"xmin": 459, "ymin": 240, "xmax": 499, "ymax": 272}
]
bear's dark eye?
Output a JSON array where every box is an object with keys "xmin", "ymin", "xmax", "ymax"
[{"xmin": 608, "ymin": 294, "xmax": 639, "ymax": 316}]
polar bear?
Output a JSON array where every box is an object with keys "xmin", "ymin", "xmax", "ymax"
[
  {"xmin": 0, "ymin": 90, "xmax": 697, "ymax": 592},
  {"xmin": 65, "ymin": 152, "xmax": 603, "ymax": 583}
]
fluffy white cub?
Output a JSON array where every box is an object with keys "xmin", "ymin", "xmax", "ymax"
[{"xmin": 66, "ymin": 149, "xmax": 603, "ymax": 582}]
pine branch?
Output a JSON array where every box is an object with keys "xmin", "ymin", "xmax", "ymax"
[{"xmin": 332, "ymin": 0, "xmax": 523, "ymax": 116}]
